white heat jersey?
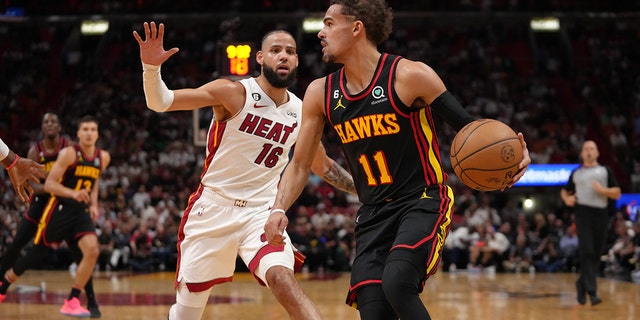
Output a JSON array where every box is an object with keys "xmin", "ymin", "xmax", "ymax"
[{"xmin": 199, "ymin": 77, "xmax": 301, "ymax": 204}]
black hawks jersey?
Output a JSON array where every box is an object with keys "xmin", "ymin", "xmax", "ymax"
[
  {"xmin": 30, "ymin": 137, "xmax": 71, "ymax": 205},
  {"xmin": 325, "ymin": 53, "xmax": 447, "ymax": 205},
  {"xmin": 57, "ymin": 144, "xmax": 103, "ymax": 209},
  {"xmin": 36, "ymin": 137, "xmax": 71, "ymax": 177}
]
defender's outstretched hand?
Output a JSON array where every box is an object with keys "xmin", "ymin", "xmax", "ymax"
[
  {"xmin": 8, "ymin": 157, "xmax": 45, "ymax": 202},
  {"xmin": 133, "ymin": 21, "xmax": 180, "ymax": 66}
]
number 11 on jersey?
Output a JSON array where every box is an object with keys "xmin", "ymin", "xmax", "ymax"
[{"xmin": 358, "ymin": 150, "xmax": 392, "ymax": 186}]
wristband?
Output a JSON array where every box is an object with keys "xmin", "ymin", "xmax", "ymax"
[
  {"xmin": 5, "ymin": 154, "xmax": 19, "ymax": 170},
  {"xmin": 270, "ymin": 209, "xmax": 286, "ymax": 215}
]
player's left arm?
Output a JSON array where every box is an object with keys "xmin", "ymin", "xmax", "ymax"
[
  {"xmin": 90, "ymin": 151, "xmax": 111, "ymax": 220},
  {"xmin": 396, "ymin": 59, "xmax": 531, "ymax": 187},
  {"xmin": 310, "ymin": 142, "xmax": 356, "ymax": 195}
]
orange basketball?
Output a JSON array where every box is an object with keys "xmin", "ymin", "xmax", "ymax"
[{"xmin": 449, "ymin": 119, "xmax": 522, "ymax": 191}]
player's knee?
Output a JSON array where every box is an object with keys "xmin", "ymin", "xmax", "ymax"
[
  {"xmin": 79, "ymin": 235, "xmax": 100, "ymax": 259},
  {"xmin": 83, "ymin": 244, "xmax": 100, "ymax": 259},
  {"xmin": 265, "ymin": 265, "xmax": 296, "ymax": 290},
  {"xmin": 356, "ymin": 285, "xmax": 396, "ymax": 318},
  {"xmin": 175, "ymin": 282, "xmax": 211, "ymax": 310},
  {"xmin": 381, "ymin": 260, "xmax": 420, "ymax": 304},
  {"xmin": 168, "ymin": 302, "xmax": 205, "ymax": 320}
]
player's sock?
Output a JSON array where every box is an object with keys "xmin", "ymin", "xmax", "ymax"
[
  {"xmin": 68, "ymin": 287, "xmax": 82, "ymax": 300},
  {"xmin": 85, "ymin": 278, "xmax": 97, "ymax": 306}
]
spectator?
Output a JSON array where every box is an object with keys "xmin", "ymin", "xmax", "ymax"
[
  {"xmin": 129, "ymin": 223, "xmax": 154, "ymax": 272},
  {"xmin": 559, "ymin": 223, "xmax": 580, "ymax": 272},
  {"xmin": 444, "ymin": 224, "xmax": 472, "ymax": 271},
  {"xmin": 97, "ymin": 222, "xmax": 115, "ymax": 271},
  {"xmin": 468, "ymin": 223, "xmax": 509, "ymax": 271},
  {"xmin": 503, "ymin": 233, "xmax": 534, "ymax": 273},
  {"xmin": 604, "ymin": 221, "xmax": 636, "ymax": 275},
  {"xmin": 532, "ymin": 233, "xmax": 564, "ymax": 273}
]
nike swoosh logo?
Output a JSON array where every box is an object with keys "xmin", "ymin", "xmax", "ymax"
[{"xmin": 254, "ymin": 103, "xmax": 269, "ymax": 108}]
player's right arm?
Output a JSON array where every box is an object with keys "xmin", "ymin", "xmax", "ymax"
[{"xmin": 133, "ymin": 21, "xmax": 245, "ymax": 113}]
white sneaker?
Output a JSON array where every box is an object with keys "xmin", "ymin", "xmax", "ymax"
[{"xmin": 68, "ymin": 262, "xmax": 78, "ymax": 278}]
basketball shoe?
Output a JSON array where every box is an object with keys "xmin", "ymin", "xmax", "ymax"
[
  {"xmin": 88, "ymin": 303, "xmax": 102, "ymax": 318},
  {"xmin": 60, "ymin": 297, "xmax": 91, "ymax": 318}
]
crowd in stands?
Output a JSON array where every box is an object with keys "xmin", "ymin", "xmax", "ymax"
[
  {"xmin": 1, "ymin": 5, "xmax": 639, "ymax": 282},
  {"xmin": 5, "ymin": 0, "xmax": 639, "ymax": 16}
]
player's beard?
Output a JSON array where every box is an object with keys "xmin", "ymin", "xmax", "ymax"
[
  {"xmin": 322, "ymin": 53, "xmax": 335, "ymax": 64},
  {"xmin": 263, "ymin": 64, "xmax": 297, "ymax": 88}
]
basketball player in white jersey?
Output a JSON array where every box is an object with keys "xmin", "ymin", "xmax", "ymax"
[{"xmin": 134, "ymin": 22, "xmax": 356, "ymax": 320}]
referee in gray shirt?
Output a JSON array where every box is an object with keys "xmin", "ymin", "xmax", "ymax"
[{"xmin": 561, "ymin": 140, "xmax": 621, "ymax": 306}]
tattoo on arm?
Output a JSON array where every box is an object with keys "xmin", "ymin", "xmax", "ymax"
[{"xmin": 322, "ymin": 162, "xmax": 356, "ymax": 195}]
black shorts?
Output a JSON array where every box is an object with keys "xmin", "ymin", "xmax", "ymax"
[
  {"xmin": 346, "ymin": 184, "xmax": 454, "ymax": 308},
  {"xmin": 23, "ymin": 194, "xmax": 51, "ymax": 224},
  {"xmin": 34, "ymin": 198, "xmax": 96, "ymax": 247}
]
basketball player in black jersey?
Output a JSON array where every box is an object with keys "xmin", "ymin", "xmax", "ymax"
[
  {"xmin": 0, "ymin": 113, "xmax": 102, "ymax": 317},
  {"xmin": 0, "ymin": 113, "xmax": 71, "ymax": 277},
  {"xmin": 0, "ymin": 116, "xmax": 110, "ymax": 318},
  {"xmin": 266, "ymin": 1, "xmax": 531, "ymax": 319}
]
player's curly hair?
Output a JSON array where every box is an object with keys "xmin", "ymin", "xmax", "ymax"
[{"xmin": 330, "ymin": 0, "xmax": 393, "ymax": 45}]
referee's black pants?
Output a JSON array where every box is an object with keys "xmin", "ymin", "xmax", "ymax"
[{"xmin": 574, "ymin": 204, "xmax": 609, "ymax": 295}]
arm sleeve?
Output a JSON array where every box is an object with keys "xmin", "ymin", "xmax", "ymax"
[
  {"xmin": 142, "ymin": 63, "xmax": 174, "ymax": 112},
  {"xmin": 429, "ymin": 91, "xmax": 475, "ymax": 131}
]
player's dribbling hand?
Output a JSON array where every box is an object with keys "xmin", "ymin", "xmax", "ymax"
[
  {"xmin": 132, "ymin": 21, "xmax": 180, "ymax": 66},
  {"xmin": 506, "ymin": 132, "xmax": 531, "ymax": 189},
  {"xmin": 264, "ymin": 210, "xmax": 288, "ymax": 246}
]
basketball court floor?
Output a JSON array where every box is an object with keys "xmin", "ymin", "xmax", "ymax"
[{"xmin": 1, "ymin": 269, "xmax": 638, "ymax": 319}]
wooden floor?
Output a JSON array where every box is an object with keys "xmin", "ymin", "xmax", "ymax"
[{"xmin": 1, "ymin": 269, "xmax": 638, "ymax": 319}]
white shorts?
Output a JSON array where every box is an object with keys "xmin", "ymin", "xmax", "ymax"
[{"xmin": 175, "ymin": 186, "xmax": 298, "ymax": 293}]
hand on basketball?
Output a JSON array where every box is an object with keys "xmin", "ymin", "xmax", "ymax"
[
  {"xmin": 264, "ymin": 211, "xmax": 288, "ymax": 246},
  {"xmin": 505, "ymin": 132, "xmax": 531, "ymax": 190},
  {"xmin": 133, "ymin": 21, "xmax": 180, "ymax": 66}
]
